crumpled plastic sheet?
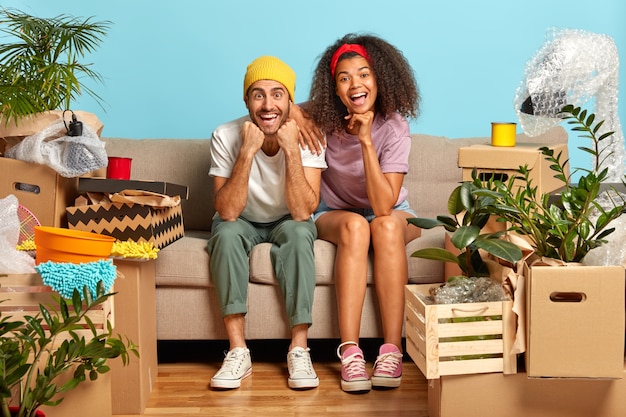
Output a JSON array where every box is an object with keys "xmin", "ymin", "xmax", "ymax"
[
  {"xmin": 431, "ymin": 276, "xmax": 509, "ymax": 304},
  {"xmin": 0, "ymin": 194, "xmax": 36, "ymax": 274},
  {"xmin": 5, "ymin": 119, "xmax": 107, "ymax": 178},
  {"xmin": 514, "ymin": 28, "xmax": 625, "ymax": 182}
]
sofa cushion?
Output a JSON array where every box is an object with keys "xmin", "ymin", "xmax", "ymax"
[
  {"xmin": 156, "ymin": 227, "xmax": 444, "ymax": 288},
  {"xmin": 154, "ymin": 231, "xmax": 211, "ymax": 287}
]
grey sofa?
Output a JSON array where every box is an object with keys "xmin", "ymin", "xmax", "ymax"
[{"xmin": 102, "ymin": 126, "xmax": 567, "ymax": 341}]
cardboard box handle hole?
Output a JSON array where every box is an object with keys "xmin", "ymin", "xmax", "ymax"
[
  {"xmin": 477, "ymin": 172, "xmax": 509, "ymax": 182},
  {"xmin": 14, "ymin": 182, "xmax": 41, "ymax": 194},
  {"xmin": 549, "ymin": 292, "xmax": 586, "ymax": 303}
]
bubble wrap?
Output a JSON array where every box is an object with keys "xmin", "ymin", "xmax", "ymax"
[
  {"xmin": 5, "ymin": 119, "xmax": 107, "ymax": 178},
  {"xmin": 514, "ymin": 28, "xmax": 625, "ymax": 181},
  {"xmin": 432, "ymin": 277, "xmax": 509, "ymax": 304}
]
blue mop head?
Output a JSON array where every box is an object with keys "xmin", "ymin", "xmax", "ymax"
[{"xmin": 35, "ymin": 259, "xmax": 117, "ymax": 299}]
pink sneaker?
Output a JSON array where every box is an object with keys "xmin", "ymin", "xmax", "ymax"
[
  {"xmin": 371, "ymin": 343, "xmax": 403, "ymax": 388},
  {"xmin": 336, "ymin": 342, "xmax": 371, "ymax": 393}
]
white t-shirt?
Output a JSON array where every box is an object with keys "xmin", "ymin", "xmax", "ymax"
[{"xmin": 209, "ymin": 116, "xmax": 327, "ymax": 223}]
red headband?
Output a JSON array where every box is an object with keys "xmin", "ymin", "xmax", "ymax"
[{"xmin": 330, "ymin": 43, "xmax": 370, "ymax": 77}]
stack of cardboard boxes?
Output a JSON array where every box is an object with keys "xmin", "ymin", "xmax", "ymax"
[
  {"xmin": 1, "ymin": 113, "xmax": 187, "ymax": 415},
  {"xmin": 406, "ymin": 142, "xmax": 626, "ymax": 417}
]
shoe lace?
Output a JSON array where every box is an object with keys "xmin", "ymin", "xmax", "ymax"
[
  {"xmin": 289, "ymin": 348, "xmax": 314, "ymax": 375},
  {"xmin": 336, "ymin": 341, "xmax": 367, "ymax": 379},
  {"xmin": 374, "ymin": 352, "xmax": 403, "ymax": 374},
  {"xmin": 342, "ymin": 353, "xmax": 367, "ymax": 378},
  {"xmin": 219, "ymin": 350, "xmax": 245, "ymax": 374}
]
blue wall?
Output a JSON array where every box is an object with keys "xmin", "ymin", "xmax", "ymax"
[{"xmin": 3, "ymin": 0, "xmax": 626, "ymax": 173}]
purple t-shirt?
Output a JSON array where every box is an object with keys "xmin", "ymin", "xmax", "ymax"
[{"xmin": 321, "ymin": 112, "xmax": 411, "ymax": 209}]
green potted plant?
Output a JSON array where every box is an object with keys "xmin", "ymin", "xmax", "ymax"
[
  {"xmin": 479, "ymin": 104, "xmax": 626, "ymax": 262},
  {"xmin": 0, "ymin": 8, "xmax": 111, "ymax": 126},
  {"xmin": 0, "ymin": 280, "xmax": 137, "ymax": 417},
  {"xmin": 475, "ymin": 104, "xmax": 626, "ymax": 379},
  {"xmin": 408, "ymin": 173, "xmax": 523, "ymax": 302}
]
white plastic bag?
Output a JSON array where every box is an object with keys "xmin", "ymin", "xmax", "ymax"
[
  {"xmin": 6, "ymin": 118, "xmax": 107, "ymax": 177},
  {"xmin": 0, "ymin": 195, "xmax": 36, "ymax": 274}
]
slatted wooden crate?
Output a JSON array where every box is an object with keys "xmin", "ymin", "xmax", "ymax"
[
  {"xmin": 0, "ymin": 273, "xmax": 114, "ymax": 344},
  {"xmin": 405, "ymin": 283, "xmax": 517, "ymax": 379}
]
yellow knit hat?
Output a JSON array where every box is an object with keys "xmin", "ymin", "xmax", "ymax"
[{"xmin": 243, "ymin": 56, "xmax": 296, "ymax": 101}]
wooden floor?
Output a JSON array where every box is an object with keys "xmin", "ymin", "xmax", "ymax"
[{"xmin": 114, "ymin": 339, "xmax": 430, "ymax": 417}]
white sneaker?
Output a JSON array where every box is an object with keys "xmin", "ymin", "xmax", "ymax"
[
  {"xmin": 287, "ymin": 347, "xmax": 319, "ymax": 389},
  {"xmin": 210, "ymin": 347, "xmax": 252, "ymax": 389}
]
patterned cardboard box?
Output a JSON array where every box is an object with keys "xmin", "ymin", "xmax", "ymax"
[{"xmin": 66, "ymin": 201, "xmax": 184, "ymax": 249}]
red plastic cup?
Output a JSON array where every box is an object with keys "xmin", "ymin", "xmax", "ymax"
[{"xmin": 106, "ymin": 157, "xmax": 132, "ymax": 180}]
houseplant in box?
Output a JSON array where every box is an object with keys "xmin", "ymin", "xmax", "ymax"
[
  {"xmin": 477, "ymin": 104, "xmax": 626, "ymax": 378},
  {"xmin": 0, "ymin": 8, "xmax": 111, "ymax": 125},
  {"xmin": 0, "ymin": 8, "xmax": 110, "ymax": 179},
  {"xmin": 0, "ymin": 280, "xmax": 137, "ymax": 417}
]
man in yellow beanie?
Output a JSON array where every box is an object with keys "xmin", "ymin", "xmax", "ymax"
[{"xmin": 207, "ymin": 56, "xmax": 327, "ymax": 390}]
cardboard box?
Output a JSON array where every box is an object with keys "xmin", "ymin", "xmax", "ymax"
[
  {"xmin": 40, "ymin": 371, "xmax": 112, "ymax": 417},
  {"xmin": 79, "ymin": 177, "xmax": 189, "ymax": 199},
  {"xmin": 9, "ymin": 352, "xmax": 112, "ymax": 417},
  {"xmin": 523, "ymin": 262, "xmax": 625, "ymax": 379},
  {"xmin": 405, "ymin": 283, "xmax": 517, "ymax": 379},
  {"xmin": 66, "ymin": 200, "xmax": 184, "ymax": 249},
  {"xmin": 109, "ymin": 259, "xmax": 158, "ymax": 415},
  {"xmin": 458, "ymin": 142, "xmax": 569, "ymax": 196},
  {"xmin": 428, "ymin": 361, "xmax": 626, "ymax": 417},
  {"xmin": 0, "ymin": 157, "xmax": 78, "ymax": 227}
]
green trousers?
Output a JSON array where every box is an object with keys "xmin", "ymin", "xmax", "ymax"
[{"xmin": 207, "ymin": 215, "xmax": 317, "ymax": 328}]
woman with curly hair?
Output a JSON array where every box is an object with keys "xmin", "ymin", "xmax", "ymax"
[{"xmin": 308, "ymin": 33, "xmax": 421, "ymax": 393}]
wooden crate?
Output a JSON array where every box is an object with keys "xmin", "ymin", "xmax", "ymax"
[
  {"xmin": 0, "ymin": 273, "xmax": 114, "ymax": 344},
  {"xmin": 405, "ymin": 283, "xmax": 517, "ymax": 379}
]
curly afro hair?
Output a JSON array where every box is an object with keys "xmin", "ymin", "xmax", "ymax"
[{"xmin": 307, "ymin": 33, "xmax": 420, "ymax": 134}]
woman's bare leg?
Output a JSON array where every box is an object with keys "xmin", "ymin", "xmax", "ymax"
[{"xmin": 316, "ymin": 210, "xmax": 371, "ymax": 352}]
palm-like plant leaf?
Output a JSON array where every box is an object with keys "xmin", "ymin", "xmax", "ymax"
[{"xmin": 0, "ymin": 8, "xmax": 111, "ymax": 123}]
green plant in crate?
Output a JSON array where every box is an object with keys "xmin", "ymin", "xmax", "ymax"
[
  {"xmin": 0, "ymin": 8, "xmax": 111, "ymax": 125},
  {"xmin": 0, "ymin": 280, "xmax": 137, "ymax": 417},
  {"xmin": 408, "ymin": 172, "xmax": 523, "ymax": 280},
  {"xmin": 408, "ymin": 177, "xmax": 520, "ymax": 359},
  {"xmin": 478, "ymin": 104, "xmax": 626, "ymax": 263}
]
